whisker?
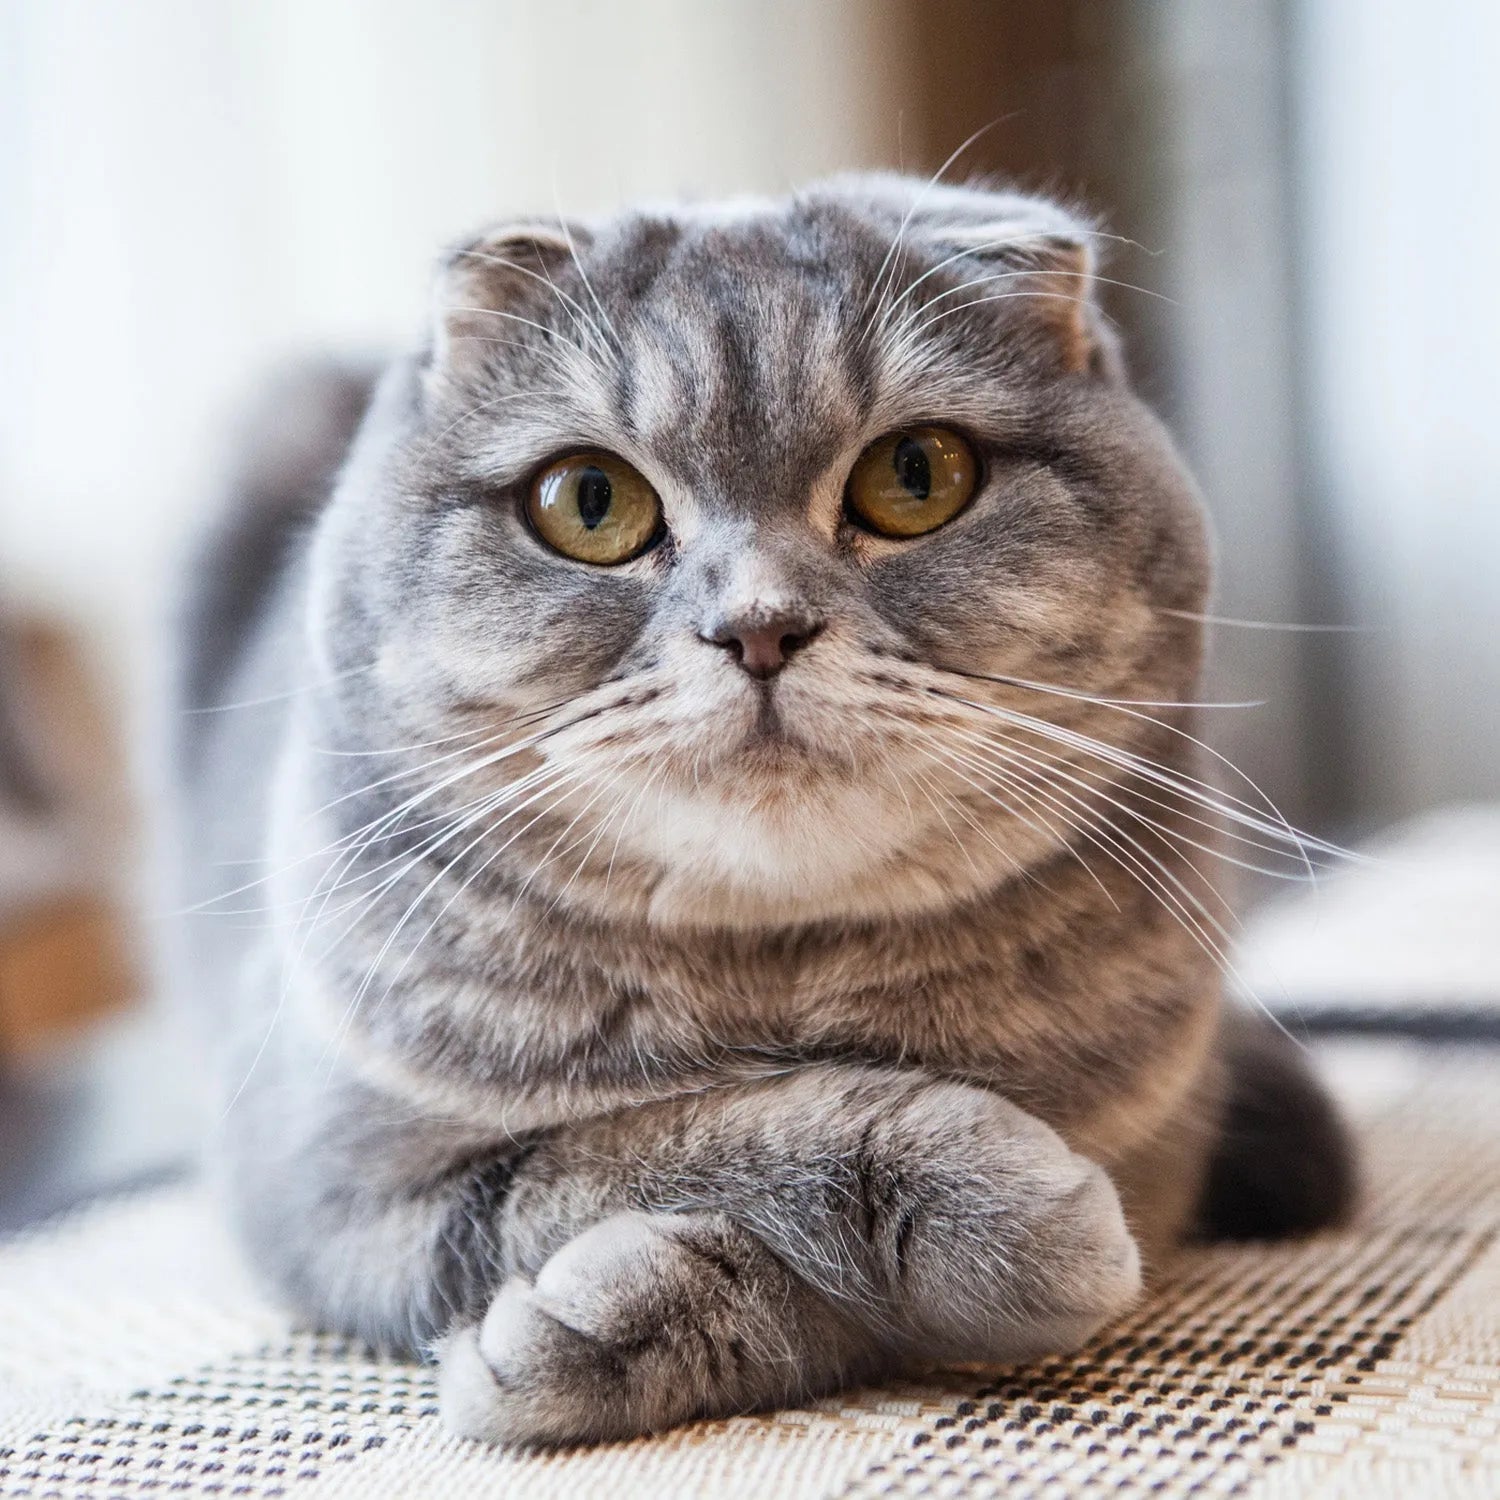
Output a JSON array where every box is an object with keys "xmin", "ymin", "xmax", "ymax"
[
  {"xmin": 181, "ymin": 662, "xmax": 378, "ymax": 715},
  {"xmin": 182, "ymin": 669, "xmax": 644, "ymax": 923},
  {"xmin": 947, "ymin": 723, "xmax": 1302, "ymax": 889},
  {"xmin": 295, "ymin": 686, "xmax": 627, "ymax": 851},
  {"xmin": 441, "ymin": 303, "xmax": 598, "ymax": 361},
  {"xmin": 905, "ymin": 762, "xmax": 984, "ymax": 883},
  {"xmin": 246, "ymin": 750, "xmax": 573, "ymax": 1044},
  {"xmin": 517, "ymin": 762, "xmax": 641, "ymax": 922},
  {"xmin": 923, "ymin": 679, "xmax": 1348, "ymax": 868},
  {"xmin": 413, "ymin": 382, "xmax": 570, "ymax": 462},
  {"xmin": 312, "ymin": 786, "xmax": 582, "ymax": 1089},
  {"xmin": 912, "ymin": 749, "xmax": 1032, "ymax": 882},
  {"xmin": 924, "ymin": 670, "xmax": 1327, "ymax": 870},
  {"xmin": 308, "ymin": 723, "xmax": 502, "ymax": 758},
  {"xmin": 878, "ymin": 228, "xmax": 1159, "ymax": 335},
  {"xmin": 280, "ymin": 758, "xmax": 566, "ymax": 928},
  {"xmin": 543, "ymin": 758, "xmax": 655, "ymax": 918},
  {"xmin": 178, "ymin": 705, "xmax": 566, "ymax": 916},
  {"xmin": 220, "ymin": 788, "xmax": 490, "ymax": 1116},
  {"xmin": 601, "ymin": 758, "xmax": 671, "ymax": 905},
  {"xmin": 553, "ymin": 192, "xmax": 622, "ymax": 353},
  {"xmin": 941, "ymin": 666, "xmax": 1266, "ymax": 712},
  {"xmin": 959, "ymin": 732, "xmax": 1304, "ymax": 1046},
  {"xmin": 325, "ymin": 765, "xmax": 591, "ymax": 1059},
  {"xmin": 1159, "ymin": 607, "xmax": 1367, "ymax": 634},
  {"xmin": 906, "ymin": 288, "xmax": 1118, "ymax": 343},
  {"xmin": 904, "ymin": 726, "xmax": 1075, "ymax": 883},
  {"xmin": 911, "ymin": 727, "xmax": 1116, "ymax": 908},
  {"xmin": 934, "ymin": 730, "xmax": 1257, "ymax": 1003},
  {"xmin": 434, "ymin": 305, "xmax": 606, "ymax": 407},
  {"xmin": 951, "ymin": 719, "xmax": 1323, "ymax": 874}
]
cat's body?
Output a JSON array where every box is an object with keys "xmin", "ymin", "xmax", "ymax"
[{"xmin": 172, "ymin": 176, "xmax": 1352, "ymax": 1445}]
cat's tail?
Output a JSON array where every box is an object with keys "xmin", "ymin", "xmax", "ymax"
[
  {"xmin": 1196, "ymin": 1006, "xmax": 1358, "ymax": 1240},
  {"xmin": 176, "ymin": 358, "xmax": 379, "ymax": 720}
]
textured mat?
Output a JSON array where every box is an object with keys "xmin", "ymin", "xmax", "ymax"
[{"xmin": 0, "ymin": 1038, "xmax": 1496, "ymax": 1499}]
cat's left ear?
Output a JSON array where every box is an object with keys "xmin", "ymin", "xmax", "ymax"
[{"xmin": 428, "ymin": 221, "xmax": 593, "ymax": 379}]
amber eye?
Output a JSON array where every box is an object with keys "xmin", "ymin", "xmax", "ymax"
[
  {"xmin": 526, "ymin": 451, "xmax": 663, "ymax": 565},
  {"xmin": 845, "ymin": 426, "xmax": 979, "ymax": 538}
]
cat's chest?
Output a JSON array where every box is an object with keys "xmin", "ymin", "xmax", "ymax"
[
  {"xmin": 323, "ymin": 855, "xmax": 1215, "ymax": 1157},
  {"xmin": 383, "ymin": 894, "xmax": 1210, "ymax": 1140}
]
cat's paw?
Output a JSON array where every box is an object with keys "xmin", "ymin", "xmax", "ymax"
[
  {"xmin": 878, "ymin": 1083, "xmax": 1143, "ymax": 1364},
  {"xmin": 997, "ymin": 1152, "xmax": 1143, "ymax": 1355},
  {"xmin": 438, "ymin": 1210, "xmax": 782, "ymax": 1446},
  {"xmin": 913, "ymin": 1154, "xmax": 1141, "ymax": 1365},
  {"xmin": 439, "ymin": 1277, "xmax": 608, "ymax": 1447}
]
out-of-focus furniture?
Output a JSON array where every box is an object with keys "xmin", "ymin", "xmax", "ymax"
[
  {"xmin": 0, "ymin": 613, "xmax": 137, "ymax": 1055},
  {"xmin": 0, "ymin": 610, "xmax": 144, "ymax": 1234}
]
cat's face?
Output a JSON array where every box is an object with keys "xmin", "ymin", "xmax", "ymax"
[{"xmin": 317, "ymin": 176, "xmax": 1210, "ymax": 926}]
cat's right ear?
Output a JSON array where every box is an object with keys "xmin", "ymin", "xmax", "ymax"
[{"xmin": 427, "ymin": 222, "xmax": 591, "ymax": 381}]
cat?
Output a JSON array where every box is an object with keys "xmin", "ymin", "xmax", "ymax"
[{"xmin": 171, "ymin": 174, "xmax": 1354, "ymax": 1446}]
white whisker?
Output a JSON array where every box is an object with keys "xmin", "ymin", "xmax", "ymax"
[
  {"xmin": 1159, "ymin": 607, "xmax": 1367, "ymax": 634},
  {"xmin": 182, "ymin": 662, "xmax": 378, "ymax": 715}
]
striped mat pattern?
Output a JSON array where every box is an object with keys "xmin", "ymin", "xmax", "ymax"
[{"xmin": 1, "ymin": 1036, "xmax": 1496, "ymax": 1498}]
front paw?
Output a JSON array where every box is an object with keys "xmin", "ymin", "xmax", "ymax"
[
  {"xmin": 873, "ymin": 1083, "xmax": 1143, "ymax": 1364},
  {"xmin": 438, "ymin": 1210, "xmax": 823, "ymax": 1446},
  {"xmin": 438, "ymin": 1213, "xmax": 678, "ymax": 1446},
  {"xmin": 997, "ymin": 1154, "xmax": 1143, "ymax": 1358}
]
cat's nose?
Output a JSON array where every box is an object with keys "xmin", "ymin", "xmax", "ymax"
[{"xmin": 700, "ymin": 609, "xmax": 822, "ymax": 679}]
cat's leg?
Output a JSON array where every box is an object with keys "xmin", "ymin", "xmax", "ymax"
[{"xmin": 439, "ymin": 1065, "xmax": 1141, "ymax": 1444}]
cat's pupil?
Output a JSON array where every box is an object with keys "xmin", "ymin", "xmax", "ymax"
[
  {"xmin": 576, "ymin": 468, "xmax": 613, "ymax": 529},
  {"xmin": 893, "ymin": 437, "xmax": 931, "ymax": 501}
]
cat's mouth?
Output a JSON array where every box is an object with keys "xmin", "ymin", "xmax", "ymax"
[
  {"xmin": 741, "ymin": 693, "xmax": 794, "ymax": 751},
  {"xmin": 752, "ymin": 685, "xmax": 783, "ymax": 734},
  {"xmin": 732, "ymin": 683, "xmax": 816, "ymax": 763}
]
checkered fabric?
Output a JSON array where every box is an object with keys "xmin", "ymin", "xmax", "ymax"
[{"xmin": 1, "ymin": 1037, "xmax": 1496, "ymax": 1498}]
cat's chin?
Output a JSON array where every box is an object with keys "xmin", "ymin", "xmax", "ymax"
[
  {"xmin": 604, "ymin": 760, "xmax": 1044, "ymax": 931},
  {"xmin": 641, "ymin": 845, "xmax": 1013, "ymax": 930}
]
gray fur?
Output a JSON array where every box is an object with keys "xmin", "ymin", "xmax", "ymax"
[{"xmin": 170, "ymin": 173, "xmax": 1350, "ymax": 1445}]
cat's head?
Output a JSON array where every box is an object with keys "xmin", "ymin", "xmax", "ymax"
[{"xmin": 314, "ymin": 174, "xmax": 1210, "ymax": 927}]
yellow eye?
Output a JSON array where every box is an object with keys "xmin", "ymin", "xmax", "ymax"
[
  {"xmin": 845, "ymin": 426, "xmax": 979, "ymax": 538},
  {"xmin": 526, "ymin": 451, "xmax": 663, "ymax": 565}
]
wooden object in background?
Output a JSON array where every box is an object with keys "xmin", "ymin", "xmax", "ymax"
[
  {"xmin": 0, "ymin": 613, "xmax": 139, "ymax": 1054},
  {"xmin": 0, "ymin": 896, "xmax": 136, "ymax": 1051}
]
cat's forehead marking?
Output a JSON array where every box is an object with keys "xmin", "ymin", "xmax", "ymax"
[{"xmin": 596, "ymin": 214, "xmax": 880, "ymax": 520}]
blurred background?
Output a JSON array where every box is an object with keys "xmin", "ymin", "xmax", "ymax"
[{"xmin": 1, "ymin": 0, "xmax": 1496, "ymax": 1222}]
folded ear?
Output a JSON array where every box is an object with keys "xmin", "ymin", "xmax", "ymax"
[
  {"xmin": 926, "ymin": 223, "xmax": 1098, "ymax": 375},
  {"xmin": 839, "ymin": 175, "xmax": 1107, "ymax": 375},
  {"xmin": 429, "ymin": 221, "xmax": 592, "ymax": 378}
]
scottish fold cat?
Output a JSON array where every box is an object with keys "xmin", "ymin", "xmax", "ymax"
[{"xmin": 172, "ymin": 175, "xmax": 1353, "ymax": 1444}]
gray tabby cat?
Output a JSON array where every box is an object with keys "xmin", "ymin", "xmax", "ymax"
[{"xmin": 172, "ymin": 174, "xmax": 1354, "ymax": 1446}]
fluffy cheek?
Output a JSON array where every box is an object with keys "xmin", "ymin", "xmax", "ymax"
[
  {"xmin": 377, "ymin": 509, "xmax": 661, "ymax": 709},
  {"xmin": 886, "ymin": 555, "xmax": 1154, "ymax": 692}
]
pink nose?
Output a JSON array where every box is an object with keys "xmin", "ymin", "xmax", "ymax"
[{"xmin": 701, "ymin": 612, "xmax": 821, "ymax": 679}]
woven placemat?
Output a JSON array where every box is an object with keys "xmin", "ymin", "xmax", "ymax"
[{"xmin": 1, "ymin": 1037, "xmax": 1496, "ymax": 1498}]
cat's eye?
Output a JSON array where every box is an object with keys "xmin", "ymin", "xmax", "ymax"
[
  {"xmin": 844, "ymin": 426, "xmax": 979, "ymax": 538},
  {"xmin": 526, "ymin": 451, "xmax": 663, "ymax": 565}
]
